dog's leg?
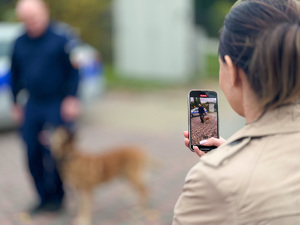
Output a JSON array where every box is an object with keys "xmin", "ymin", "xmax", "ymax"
[
  {"xmin": 74, "ymin": 189, "xmax": 93, "ymax": 225},
  {"xmin": 127, "ymin": 170, "xmax": 148, "ymax": 207}
]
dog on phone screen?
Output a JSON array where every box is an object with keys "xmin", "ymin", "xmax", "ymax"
[
  {"xmin": 204, "ymin": 117, "xmax": 210, "ymax": 122},
  {"xmin": 49, "ymin": 126, "xmax": 149, "ymax": 225}
]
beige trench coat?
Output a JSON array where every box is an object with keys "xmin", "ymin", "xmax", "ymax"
[{"xmin": 173, "ymin": 103, "xmax": 300, "ymax": 225}]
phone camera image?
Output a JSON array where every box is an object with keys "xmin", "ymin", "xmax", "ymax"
[{"xmin": 188, "ymin": 90, "xmax": 219, "ymax": 151}]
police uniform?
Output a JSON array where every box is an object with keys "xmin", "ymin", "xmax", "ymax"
[
  {"xmin": 173, "ymin": 103, "xmax": 300, "ymax": 224},
  {"xmin": 10, "ymin": 22, "xmax": 79, "ymax": 207}
]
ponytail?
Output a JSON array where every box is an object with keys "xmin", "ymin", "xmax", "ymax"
[
  {"xmin": 219, "ymin": 0, "xmax": 300, "ymax": 110},
  {"xmin": 249, "ymin": 23, "xmax": 300, "ymax": 109}
]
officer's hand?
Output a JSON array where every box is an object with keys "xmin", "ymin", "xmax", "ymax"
[
  {"xmin": 11, "ymin": 104, "xmax": 24, "ymax": 125},
  {"xmin": 61, "ymin": 96, "xmax": 81, "ymax": 122}
]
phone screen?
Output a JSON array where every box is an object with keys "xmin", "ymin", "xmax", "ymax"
[{"xmin": 188, "ymin": 90, "xmax": 219, "ymax": 151}]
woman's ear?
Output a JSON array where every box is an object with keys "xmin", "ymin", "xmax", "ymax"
[{"xmin": 224, "ymin": 55, "xmax": 241, "ymax": 87}]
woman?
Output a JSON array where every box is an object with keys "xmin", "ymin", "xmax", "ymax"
[{"xmin": 173, "ymin": 0, "xmax": 300, "ymax": 224}]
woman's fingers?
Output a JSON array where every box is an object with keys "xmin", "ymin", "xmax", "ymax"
[
  {"xmin": 183, "ymin": 131, "xmax": 226, "ymax": 157},
  {"xmin": 183, "ymin": 131, "xmax": 190, "ymax": 147},
  {"xmin": 193, "ymin": 146, "xmax": 206, "ymax": 157},
  {"xmin": 183, "ymin": 131, "xmax": 189, "ymax": 139},
  {"xmin": 184, "ymin": 137, "xmax": 190, "ymax": 148},
  {"xmin": 200, "ymin": 137, "xmax": 226, "ymax": 147}
]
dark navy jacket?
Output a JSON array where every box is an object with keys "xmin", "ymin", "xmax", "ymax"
[
  {"xmin": 198, "ymin": 106, "xmax": 205, "ymax": 116},
  {"xmin": 11, "ymin": 22, "xmax": 79, "ymax": 103}
]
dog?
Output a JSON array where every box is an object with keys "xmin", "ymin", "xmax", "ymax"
[
  {"xmin": 49, "ymin": 126, "xmax": 149, "ymax": 225},
  {"xmin": 204, "ymin": 117, "xmax": 210, "ymax": 122}
]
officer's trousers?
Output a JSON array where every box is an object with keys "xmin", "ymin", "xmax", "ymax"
[{"xmin": 20, "ymin": 98, "xmax": 65, "ymax": 205}]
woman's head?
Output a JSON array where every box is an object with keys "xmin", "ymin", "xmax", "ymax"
[{"xmin": 219, "ymin": 0, "xmax": 300, "ymax": 110}]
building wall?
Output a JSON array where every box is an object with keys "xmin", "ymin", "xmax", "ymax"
[{"xmin": 113, "ymin": 0, "xmax": 197, "ymax": 82}]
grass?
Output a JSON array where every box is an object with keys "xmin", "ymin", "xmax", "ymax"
[
  {"xmin": 104, "ymin": 64, "xmax": 187, "ymax": 91},
  {"xmin": 205, "ymin": 53, "xmax": 219, "ymax": 79},
  {"xmin": 103, "ymin": 54, "xmax": 219, "ymax": 91}
]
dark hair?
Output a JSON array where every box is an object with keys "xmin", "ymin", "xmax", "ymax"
[{"xmin": 219, "ymin": 0, "xmax": 300, "ymax": 110}]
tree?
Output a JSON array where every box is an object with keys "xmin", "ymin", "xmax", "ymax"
[
  {"xmin": 44, "ymin": 0, "xmax": 113, "ymax": 62},
  {"xmin": 0, "ymin": 0, "xmax": 16, "ymax": 21},
  {"xmin": 0, "ymin": 0, "xmax": 113, "ymax": 62},
  {"xmin": 194, "ymin": 0, "xmax": 236, "ymax": 37}
]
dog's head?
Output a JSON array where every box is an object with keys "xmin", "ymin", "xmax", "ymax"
[{"xmin": 49, "ymin": 126, "xmax": 76, "ymax": 160}]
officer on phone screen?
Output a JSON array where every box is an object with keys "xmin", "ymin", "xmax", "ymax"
[{"xmin": 198, "ymin": 104, "xmax": 205, "ymax": 123}]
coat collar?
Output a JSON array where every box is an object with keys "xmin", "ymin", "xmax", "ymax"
[
  {"xmin": 228, "ymin": 102, "xmax": 300, "ymax": 142},
  {"xmin": 201, "ymin": 103, "xmax": 300, "ymax": 168}
]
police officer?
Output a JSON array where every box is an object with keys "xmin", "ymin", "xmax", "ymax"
[
  {"xmin": 198, "ymin": 104, "xmax": 205, "ymax": 123},
  {"xmin": 10, "ymin": 0, "xmax": 80, "ymax": 214}
]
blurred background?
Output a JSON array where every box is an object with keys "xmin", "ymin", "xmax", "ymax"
[{"xmin": 0, "ymin": 0, "xmax": 245, "ymax": 224}]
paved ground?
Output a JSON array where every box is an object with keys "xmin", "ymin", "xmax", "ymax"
[
  {"xmin": 0, "ymin": 81, "xmax": 245, "ymax": 225},
  {"xmin": 190, "ymin": 112, "xmax": 218, "ymax": 145}
]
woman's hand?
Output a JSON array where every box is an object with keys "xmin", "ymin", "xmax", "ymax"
[
  {"xmin": 184, "ymin": 131, "xmax": 206, "ymax": 157},
  {"xmin": 183, "ymin": 131, "xmax": 226, "ymax": 157}
]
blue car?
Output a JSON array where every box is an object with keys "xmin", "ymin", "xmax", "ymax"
[{"xmin": 0, "ymin": 22, "xmax": 105, "ymax": 129}]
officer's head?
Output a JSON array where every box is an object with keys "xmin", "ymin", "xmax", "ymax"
[{"xmin": 16, "ymin": 0, "xmax": 49, "ymax": 38}]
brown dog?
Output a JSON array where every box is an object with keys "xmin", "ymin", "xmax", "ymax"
[
  {"xmin": 204, "ymin": 117, "xmax": 210, "ymax": 122},
  {"xmin": 49, "ymin": 127, "xmax": 148, "ymax": 225}
]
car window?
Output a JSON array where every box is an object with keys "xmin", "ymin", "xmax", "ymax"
[{"xmin": 0, "ymin": 41, "xmax": 12, "ymax": 57}]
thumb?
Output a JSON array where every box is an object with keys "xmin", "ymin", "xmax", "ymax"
[{"xmin": 200, "ymin": 137, "xmax": 225, "ymax": 148}]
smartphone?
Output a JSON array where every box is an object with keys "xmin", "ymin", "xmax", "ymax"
[{"xmin": 188, "ymin": 90, "xmax": 219, "ymax": 152}]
